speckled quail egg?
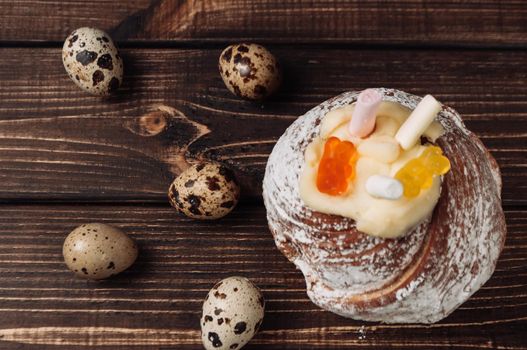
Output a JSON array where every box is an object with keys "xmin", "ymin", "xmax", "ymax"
[
  {"xmin": 201, "ymin": 277, "xmax": 265, "ymax": 350},
  {"xmin": 63, "ymin": 223, "xmax": 138, "ymax": 280},
  {"xmin": 219, "ymin": 43, "xmax": 281, "ymax": 101},
  {"xmin": 62, "ymin": 27, "xmax": 123, "ymax": 96},
  {"xmin": 168, "ymin": 162, "xmax": 240, "ymax": 220}
]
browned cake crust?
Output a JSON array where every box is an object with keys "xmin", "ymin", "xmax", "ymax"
[{"xmin": 263, "ymin": 89, "xmax": 506, "ymax": 323}]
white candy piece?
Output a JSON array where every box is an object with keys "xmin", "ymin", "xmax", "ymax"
[
  {"xmin": 366, "ymin": 175, "xmax": 403, "ymax": 200},
  {"xmin": 395, "ymin": 95, "xmax": 442, "ymax": 150}
]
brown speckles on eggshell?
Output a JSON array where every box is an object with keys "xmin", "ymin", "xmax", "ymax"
[
  {"xmin": 168, "ymin": 162, "xmax": 240, "ymax": 220},
  {"xmin": 68, "ymin": 35, "xmax": 78, "ymax": 48},
  {"xmin": 187, "ymin": 194, "xmax": 203, "ymax": 215},
  {"xmin": 62, "ymin": 27, "xmax": 123, "ymax": 96},
  {"xmin": 237, "ymin": 45, "xmax": 249, "ymax": 53},
  {"xmin": 208, "ymin": 332, "xmax": 222, "ymax": 348},
  {"xmin": 207, "ymin": 176, "xmax": 221, "ymax": 191},
  {"xmin": 169, "ymin": 186, "xmax": 180, "ymax": 201},
  {"xmin": 233, "ymin": 322, "xmax": 247, "ymax": 335},
  {"xmin": 76, "ymin": 50, "xmax": 98, "ymax": 66},
  {"xmin": 233, "ymin": 55, "xmax": 252, "ymax": 77},
  {"xmin": 222, "ymin": 47, "xmax": 233, "ymax": 62},
  {"xmin": 92, "ymin": 70, "xmax": 104, "ymax": 86},
  {"xmin": 201, "ymin": 276, "xmax": 265, "ymax": 350},
  {"xmin": 97, "ymin": 53, "xmax": 113, "ymax": 70},
  {"xmin": 218, "ymin": 166, "xmax": 236, "ymax": 184},
  {"xmin": 232, "ymin": 85, "xmax": 242, "ymax": 97},
  {"xmin": 214, "ymin": 291, "xmax": 227, "ymax": 299},
  {"xmin": 62, "ymin": 223, "xmax": 137, "ymax": 280},
  {"xmin": 219, "ymin": 43, "xmax": 281, "ymax": 101},
  {"xmin": 232, "ymin": 53, "xmax": 242, "ymax": 65}
]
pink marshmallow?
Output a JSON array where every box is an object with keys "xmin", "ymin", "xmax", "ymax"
[{"xmin": 348, "ymin": 89, "xmax": 382, "ymax": 138}]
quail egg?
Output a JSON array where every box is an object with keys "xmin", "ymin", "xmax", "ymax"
[
  {"xmin": 62, "ymin": 27, "xmax": 123, "ymax": 96},
  {"xmin": 168, "ymin": 162, "xmax": 240, "ymax": 220},
  {"xmin": 63, "ymin": 223, "xmax": 138, "ymax": 280},
  {"xmin": 219, "ymin": 43, "xmax": 281, "ymax": 101},
  {"xmin": 201, "ymin": 276, "xmax": 265, "ymax": 350}
]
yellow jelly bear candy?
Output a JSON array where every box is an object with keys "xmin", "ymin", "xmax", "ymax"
[{"xmin": 395, "ymin": 146, "xmax": 450, "ymax": 198}]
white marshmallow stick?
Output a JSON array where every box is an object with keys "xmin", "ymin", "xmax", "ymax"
[
  {"xmin": 348, "ymin": 89, "xmax": 382, "ymax": 138},
  {"xmin": 366, "ymin": 175, "xmax": 403, "ymax": 200},
  {"xmin": 395, "ymin": 94, "xmax": 442, "ymax": 150}
]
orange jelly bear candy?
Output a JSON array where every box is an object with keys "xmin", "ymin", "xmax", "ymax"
[
  {"xmin": 316, "ymin": 136, "xmax": 358, "ymax": 195},
  {"xmin": 395, "ymin": 146, "xmax": 451, "ymax": 198}
]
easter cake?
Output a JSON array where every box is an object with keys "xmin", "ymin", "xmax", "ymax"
[{"xmin": 262, "ymin": 88, "xmax": 506, "ymax": 323}]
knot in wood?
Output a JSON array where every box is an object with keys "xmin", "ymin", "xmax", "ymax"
[
  {"xmin": 126, "ymin": 106, "xmax": 174, "ymax": 137},
  {"xmin": 137, "ymin": 110, "xmax": 168, "ymax": 136}
]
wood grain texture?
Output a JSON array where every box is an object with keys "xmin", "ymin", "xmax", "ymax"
[
  {"xmin": 1, "ymin": 2, "xmax": 526, "ymax": 348},
  {"xmin": 1, "ymin": 0, "xmax": 527, "ymax": 46},
  {"xmin": 0, "ymin": 0, "xmax": 152, "ymax": 43},
  {"xmin": 0, "ymin": 47, "xmax": 526, "ymax": 203},
  {"xmin": 0, "ymin": 204, "xmax": 524, "ymax": 349}
]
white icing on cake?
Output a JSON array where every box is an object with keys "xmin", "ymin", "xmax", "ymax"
[{"xmin": 298, "ymin": 101, "xmax": 444, "ymax": 238}]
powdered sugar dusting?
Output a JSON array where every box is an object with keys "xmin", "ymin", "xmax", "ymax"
[{"xmin": 262, "ymin": 88, "xmax": 506, "ymax": 323}]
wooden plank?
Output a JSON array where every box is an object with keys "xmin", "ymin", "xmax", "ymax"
[
  {"xmin": 0, "ymin": 47, "xmax": 526, "ymax": 204},
  {"xmin": 1, "ymin": 0, "xmax": 527, "ymax": 46},
  {"xmin": 0, "ymin": 0, "xmax": 152, "ymax": 43},
  {"xmin": 0, "ymin": 204, "xmax": 524, "ymax": 349}
]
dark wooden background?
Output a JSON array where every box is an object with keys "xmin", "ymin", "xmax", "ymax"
[{"xmin": 0, "ymin": 1, "xmax": 526, "ymax": 349}]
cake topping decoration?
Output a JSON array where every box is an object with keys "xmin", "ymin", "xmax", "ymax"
[
  {"xmin": 395, "ymin": 145, "xmax": 451, "ymax": 198},
  {"xmin": 348, "ymin": 89, "xmax": 382, "ymax": 138},
  {"xmin": 365, "ymin": 175, "xmax": 403, "ymax": 200},
  {"xmin": 395, "ymin": 94, "xmax": 442, "ymax": 149},
  {"xmin": 316, "ymin": 136, "xmax": 358, "ymax": 195},
  {"xmin": 299, "ymin": 95, "xmax": 448, "ymax": 238}
]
